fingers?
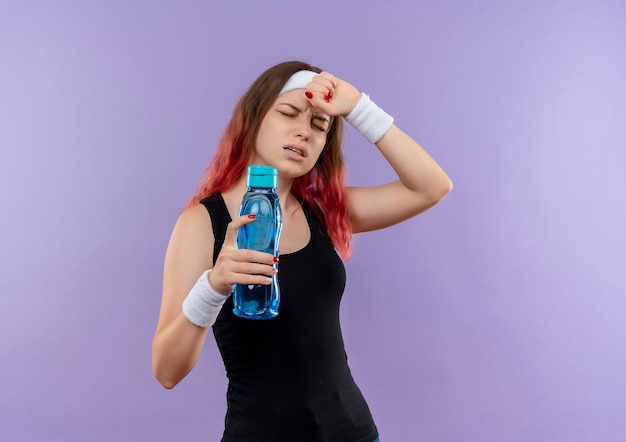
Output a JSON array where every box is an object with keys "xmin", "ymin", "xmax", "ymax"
[
  {"xmin": 224, "ymin": 213, "xmax": 258, "ymax": 246},
  {"xmin": 232, "ymin": 248, "xmax": 277, "ymax": 268},
  {"xmin": 227, "ymin": 273, "xmax": 275, "ymax": 287},
  {"xmin": 318, "ymin": 71, "xmax": 338, "ymax": 90},
  {"xmin": 216, "ymin": 250, "xmax": 277, "ymax": 288},
  {"xmin": 305, "ymin": 72, "xmax": 362, "ymax": 117},
  {"xmin": 307, "ymin": 72, "xmax": 337, "ymax": 102},
  {"xmin": 210, "ymin": 214, "xmax": 278, "ymax": 293},
  {"xmin": 208, "ymin": 262, "xmax": 275, "ymax": 294},
  {"xmin": 212, "ymin": 251, "xmax": 277, "ymax": 292}
]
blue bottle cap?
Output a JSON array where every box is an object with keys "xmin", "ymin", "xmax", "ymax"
[{"xmin": 247, "ymin": 165, "xmax": 278, "ymax": 188}]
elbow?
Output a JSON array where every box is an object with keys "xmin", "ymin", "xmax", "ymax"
[
  {"xmin": 152, "ymin": 363, "xmax": 181, "ymax": 390},
  {"xmin": 151, "ymin": 332, "xmax": 199, "ymax": 390},
  {"xmin": 441, "ymin": 177, "xmax": 453, "ymax": 198},
  {"xmin": 157, "ymin": 378, "xmax": 179, "ymax": 390},
  {"xmin": 152, "ymin": 345, "xmax": 183, "ymax": 390},
  {"xmin": 430, "ymin": 176, "xmax": 453, "ymax": 204}
]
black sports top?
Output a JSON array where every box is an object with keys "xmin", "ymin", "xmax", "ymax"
[{"xmin": 200, "ymin": 194, "xmax": 379, "ymax": 442}]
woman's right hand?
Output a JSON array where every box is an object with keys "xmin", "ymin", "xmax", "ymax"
[{"xmin": 209, "ymin": 214, "xmax": 278, "ymax": 295}]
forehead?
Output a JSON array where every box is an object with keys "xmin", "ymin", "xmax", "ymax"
[
  {"xmin": 274, "ymin": 89, "xmax": 308, "ymax": 107},
  {"xmin": 273, "ymin": 89, "xmax": 330, "ymax": 119}
]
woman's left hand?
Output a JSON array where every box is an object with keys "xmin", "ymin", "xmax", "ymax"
[{"xmin": 304, "ymin": 71, "xmax": 362, "ymax": 117}]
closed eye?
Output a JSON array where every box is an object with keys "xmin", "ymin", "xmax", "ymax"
[
  {"xmin": 312, "ymin": 116, "xmax": 329, "ymax": 132},
  {"xmin": 276, "ymin": 103, "xmax": 329, "ymax": 132}
]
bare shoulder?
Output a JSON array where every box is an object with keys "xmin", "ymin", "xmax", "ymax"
[
  {"xmin": 164, "ymin": 204, "xmax": 215, "ymax": 287},
  {"xmin": 156, "ymin": 203, "xmax": 216, "ymax": 332},
  {"xmin": 175, "ymin": 203, "xmax": 213, "ymax": 234},
  {"xmin": 170, "ymin": 203, "xmax": 214, "ymax": 252}
]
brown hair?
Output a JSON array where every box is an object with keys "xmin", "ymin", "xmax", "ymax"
[{"xmin": 187, "ymin": 60, "xmax": 352, "ymax": 259}]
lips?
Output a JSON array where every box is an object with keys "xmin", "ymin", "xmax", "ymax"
[{"xmin": 283, "ymin": 145, "xmax": 308, "ymax": 158}]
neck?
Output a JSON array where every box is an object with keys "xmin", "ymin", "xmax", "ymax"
[{"xmin": 276, "ymin": 175, "xmax": 294, "ymax": 205}]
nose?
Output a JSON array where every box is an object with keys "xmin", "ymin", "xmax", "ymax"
[{"xmin": 295, "ymin": 115, "xmax": 312, "ymax": 140}]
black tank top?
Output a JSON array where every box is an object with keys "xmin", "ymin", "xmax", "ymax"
[{"xmin": 200, "ymin": 194, "xmax": 379, "ymax": 442}]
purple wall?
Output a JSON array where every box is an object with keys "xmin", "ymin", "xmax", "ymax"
[{"xmin": 2, "ymin": 1, "xmax": 625, "ymax": 441}]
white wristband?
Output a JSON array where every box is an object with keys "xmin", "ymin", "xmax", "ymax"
[
  {"xmin": 344, "ymin": 93, "xmax": 394, "ymax": 144},
  {"xmin": 182, "ymin": 269, "xmax": 230, "ymax": 328}
]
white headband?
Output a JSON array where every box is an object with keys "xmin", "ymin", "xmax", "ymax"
[{"xmin": 279, "ymin": 70, "xmax": 318, "ymax": 95}]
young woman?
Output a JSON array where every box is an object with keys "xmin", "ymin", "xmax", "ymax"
[{"xmin": 152, "ymin": 60, "xmax": 452, "ymax": 442}]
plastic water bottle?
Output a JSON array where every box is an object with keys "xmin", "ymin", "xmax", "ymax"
[{"xmin": 233, "ymin": 165, "xmax": 283, "ymax": 319}]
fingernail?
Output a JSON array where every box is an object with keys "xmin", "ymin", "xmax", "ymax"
[
  {"xmin": 305, "ymin": 91, "xmax": 313, "ymax": 99},
  {"xmin": 273, "ymin": 256, "xmax": 279, "ymax": 263},
  {"xmin": 248, "ymin": 214, "xmax": 256, "ymax": 219},
  {"xmin": 323, "ymin": 95, "xmax": 330, "ymax": 102}
]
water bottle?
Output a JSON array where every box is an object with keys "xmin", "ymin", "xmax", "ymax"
[{"xmin": 233, "ymin": 165, "xmax": 283, "ymax": 319}]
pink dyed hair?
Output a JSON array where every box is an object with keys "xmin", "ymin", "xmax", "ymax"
[{"xmin": 186, "ymin": 61, "xmax": 352, "ymax": 259}]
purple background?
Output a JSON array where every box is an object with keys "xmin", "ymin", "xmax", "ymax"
[{"xmin": 1, "ymin": 1, "xmax": 625, "ymax": 441}]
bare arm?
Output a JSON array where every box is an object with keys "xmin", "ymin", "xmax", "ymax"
[
  {"xmin": 152, "ymin": 205, "xmax": 214, "ymax": 389},
  {"xmin": 152, "ymin": 205, "xmax": 277, "ymax": 389},
  {"xmin": 347, "ymin": 124, "xmax": 452, "ymax": 233},
  {"xmin": 305, "ymin": 72, "xmax": 452, "ymax": 233}
]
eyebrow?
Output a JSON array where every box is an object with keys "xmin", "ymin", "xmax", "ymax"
[{"xmin": 278, "ymin": 102, "xmax": 330, "ymax": 124}]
